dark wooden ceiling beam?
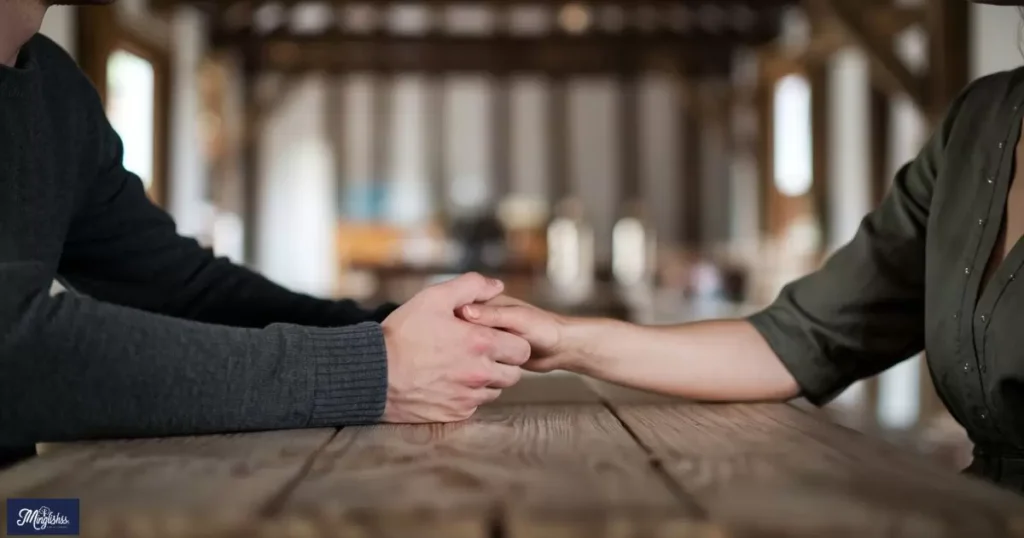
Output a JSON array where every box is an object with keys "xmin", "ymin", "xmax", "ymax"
[
  {"xmin": 155, "ymin": 0, "xmax": 799, "ymax": 11},
  {"xmin": 820, "ymin": 0, "xmax": 927, "ymax": 111},
  {"xmin": 246, "ymin": 34, "xmax": 738, "ymax": 75}
]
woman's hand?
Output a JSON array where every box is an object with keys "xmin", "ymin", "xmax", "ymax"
[{"xmin": 459, "ymin": 296, "xmax": 583, "ymax": 373}]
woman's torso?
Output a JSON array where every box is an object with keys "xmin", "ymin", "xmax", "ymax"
[{"xmin": 925, "ymin": 70, "xmax": 1024, "ymax": 491}]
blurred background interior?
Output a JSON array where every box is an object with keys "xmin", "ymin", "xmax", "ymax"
[{"xmin": 47, "ymin": 0, "xmax": 1021, "ymax": 471}]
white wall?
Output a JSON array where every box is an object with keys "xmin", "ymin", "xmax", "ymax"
[
  {"xmin": 972, "ymin": 4, "xmax": 1023, "ymax": 79},
  {"xmin": 39, "ymin": 7, "xmax": 76, "ymax": 57}
]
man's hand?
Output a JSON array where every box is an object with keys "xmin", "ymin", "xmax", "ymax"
[
  {"xmin": 381, "ymin": 274, "xmax": 531, "ymax": 423},
  {"xmin": 459, "ymin": 296, "xmax": 581, "ymax": 374}
]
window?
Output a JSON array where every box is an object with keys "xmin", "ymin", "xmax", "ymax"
[
  {"xmin": 106, "ymin": 49, "xmax": 157, "ymax": 193},
  {"xmin": 772, "ymin": 74, "xmax": 812, "ymax": 198}
]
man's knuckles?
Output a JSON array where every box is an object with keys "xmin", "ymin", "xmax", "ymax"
[{"xmin": 457, "ymin": 364, "xmax": 499, "ymax": 389}]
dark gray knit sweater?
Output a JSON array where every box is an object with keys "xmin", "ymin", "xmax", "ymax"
[{"xmin": 0, "ymin": 35, "xmax": 392, "ymax": 466}]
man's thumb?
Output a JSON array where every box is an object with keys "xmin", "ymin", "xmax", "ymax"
[{"xmin": 435, "ymin": 272, "xmax": 504, "ymax": 308}]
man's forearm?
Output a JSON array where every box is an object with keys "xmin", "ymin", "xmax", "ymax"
[
  {"xmin": 0, "ymin": 286, "xmax": 387, "ymax": 445},
  {"xmin": 561, "ymin": 318, "xmax": 801, "ymax": 402}
]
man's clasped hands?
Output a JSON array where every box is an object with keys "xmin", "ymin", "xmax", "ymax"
[{"xmin": 379, "ymin": 272, "xmax": 581, "ymax": 423}]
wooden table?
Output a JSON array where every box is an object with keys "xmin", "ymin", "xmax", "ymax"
[{"xmin": 3, "ymin": 375, "xmax": 1024, "ymax": 538}]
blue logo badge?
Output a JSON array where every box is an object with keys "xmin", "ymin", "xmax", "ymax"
[{"xmin": 6, "ymin": 499, "xmax": 79, "ymax": 535}]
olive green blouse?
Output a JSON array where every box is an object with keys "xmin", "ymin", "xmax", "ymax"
[{"xmin": 748, "ymin": 67, "xmax": 1024, "ymax": 493}]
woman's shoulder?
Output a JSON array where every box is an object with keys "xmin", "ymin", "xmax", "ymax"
[{"xmin": 955, "ymin": 67, "xmax": 1024, "ymax": 114}]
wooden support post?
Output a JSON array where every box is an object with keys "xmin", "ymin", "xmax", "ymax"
[
  {"xmin": 808, "ymin": 63, "xmax": 831, "ymax": 256},
  {"xmin": 755, "ymin": 81, "xmax": 774, "ymax": 237},
  {"xmin": 926, "ymin": 0, "xmax": 969, "ymax": 125},
  {"xmin": 492, "ymin": 81, "xmax": 512, "ymax": 202},
  {"xmin": 326, "ymin": 79, "xmax": 347, "ymax": 218},
  {"xmin": 241, "ymin": 63, "xmax": 261, "ymax": 266},
  {"xmin": 492, "ymin": 7, "xmax": 513, "ymax": 204},
  {"xmin": 548, "ymin": 78, "xmax": 571, "ymax": 205},
  {"xmin": 426, "ymin": 6, "xmax": 448, "ymax": 222},
  {"xmin": 426, "ymin": 78, "xmax": 448, "ymax": 221},
  {"xmin": 370, "ymin": 76, "xmax": 393, "ymax": 218},
  {"xmin": 619, "ymin": 75, "xmax": 642, "ymax": 204},
  {"xmin": 679, "ymin": 81, "xmax": 703, "ymax": 252}
]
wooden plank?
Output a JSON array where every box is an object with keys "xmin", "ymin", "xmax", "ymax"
[
  {"xmin": 279, "ymin": 405, "xmax": 697, "ymax": 537},
  {"xmin": 0, "ymin": 430, "xmax": 336, "ymax": 538},
  {"xmin": 610, "ymin": 403, "xmax": 1024, "ymax": 537}
]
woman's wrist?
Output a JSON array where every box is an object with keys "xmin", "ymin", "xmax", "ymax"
[{"xmin": 556, "ymin": 316, "xmax": 617, "ymax": 375}]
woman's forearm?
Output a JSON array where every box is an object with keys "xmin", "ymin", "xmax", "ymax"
[{"xmin": 560, "ymin": 318, "xmax": 801, "ymax": 402}]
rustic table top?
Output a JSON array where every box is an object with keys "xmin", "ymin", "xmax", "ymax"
[{"xmin": 3, "ymin": 375, "xmax": 1023, "ymax": 538}]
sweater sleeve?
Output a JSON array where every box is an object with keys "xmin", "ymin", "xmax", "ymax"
[
  {"xmin": 0, "ymin": 277, "xmax": 387, "ymax": 444},
  {"xmin": 58, "ymin": 105, "xmax": 395, "ymax": 329}
]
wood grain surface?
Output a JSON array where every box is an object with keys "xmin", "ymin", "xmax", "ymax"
[
  {"xmin": 3, "ymin": 376, "xmax": 1023, "ymax": 538},
  {"xmin": 610, "ymin": 402, "xmax": 1024, "ymax": 538},
  {"xmin": 0, "ymin": 430, "xmax": 335, "ymax": 538},
  {"xmin": 279, "ymin": 404, "xmax": 692, "ymax": 537}
]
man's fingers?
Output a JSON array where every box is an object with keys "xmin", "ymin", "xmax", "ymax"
[
  {"xmin": 433, "ymin": 272, "xmax": 505, "ymax": 308},
  {"xmin": 475, "ymin": 388, "xmax": 504, "ymax": 405},
  {"xmin": 486, "ymin": 330, "xmax": 531, "ymax": 366},
  {"xmin": 487, "ymin": 364, "xmax": 523, "ymax": 390}
]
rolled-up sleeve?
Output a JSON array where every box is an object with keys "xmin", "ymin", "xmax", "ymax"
[{"xmin": 747, "ymin": 82, "xmax": 976, "ymax": 406}]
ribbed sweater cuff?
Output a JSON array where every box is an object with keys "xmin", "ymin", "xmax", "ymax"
[{"xmin": 300, "ymin": 322, "xmax": 388, "ymax": 427}]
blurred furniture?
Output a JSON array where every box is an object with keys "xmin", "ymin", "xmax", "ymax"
[{"xmin": 12, "ymin": 375, "xmax": 1024, "ymax": 537}]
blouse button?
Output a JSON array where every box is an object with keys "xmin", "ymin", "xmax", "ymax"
[
  {"xmin": 980, "ymin": 314, "xmax": 988, "ymax": 323},
  {"xmin": 953, "ymin": 312, "xmax": 959, "ymax": 320},
  {"xmin": 979, "ymin": 219, "xmax": 986, "ymax": 226},
  {"xmin": 987, "ymin": 176, "xmax": 995, "ymax": 184},
  {"xmin": 999, "ymin": 142, "xmax": 1006, "ymax": 149},
  {"xmin": 965, "ymin": 267, "xmax": 972, "ymax": 275},
  {"xmin": 963, "ymin": 363, "xmax": 970, "ymax": 372},
  {"xmin": 1010, "ymin": 274, "xmax": 1016, "ymax": 281},
  {"xmin": 981, "ymin": 412, "xmax": 988, "ymax": 420}
]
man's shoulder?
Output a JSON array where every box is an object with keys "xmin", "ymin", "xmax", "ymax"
[
  {"xmin": 27, "ymin": 34, "xmax": 81, "ymax": 73},
  {"xmin": 27, "ymin": 33, "xmax": 100, "ymax": 103}
]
